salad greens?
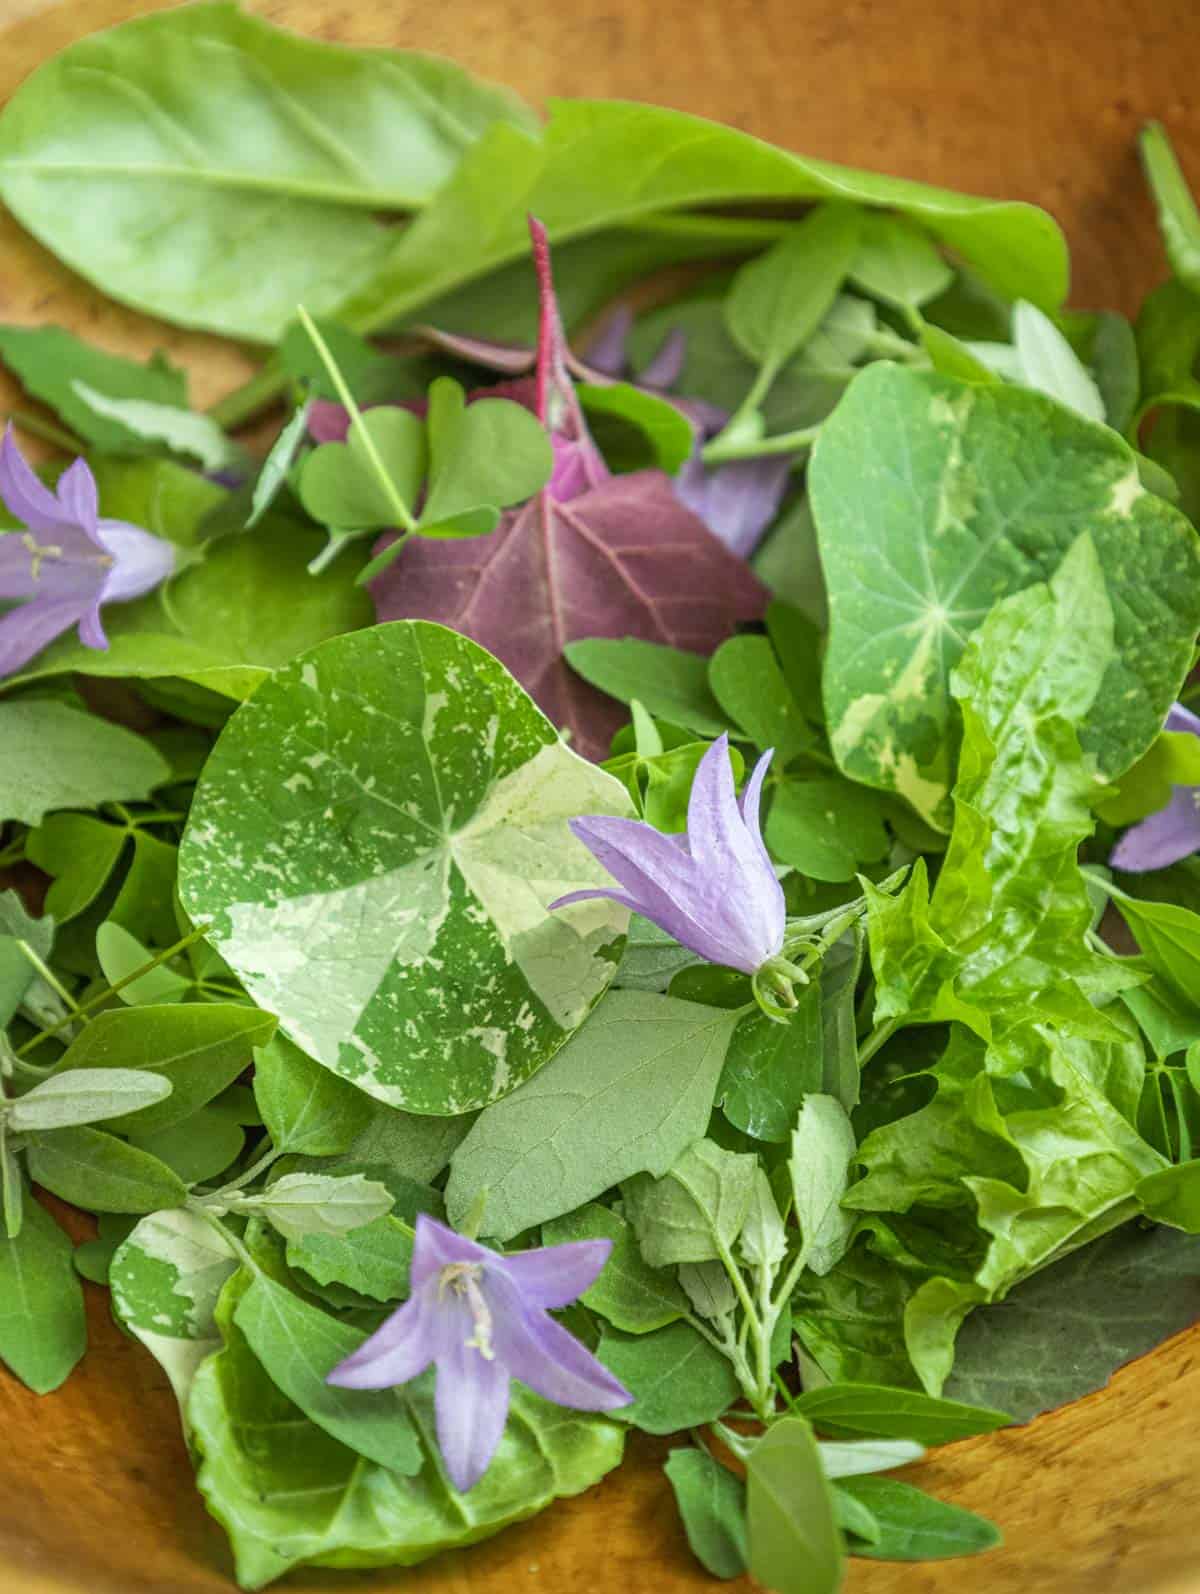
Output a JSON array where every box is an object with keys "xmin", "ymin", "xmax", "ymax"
[{"xmin": 0, "ymin": 7, "xmax": 1199, "ymax": 1591}]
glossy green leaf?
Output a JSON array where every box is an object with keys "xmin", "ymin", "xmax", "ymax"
[
  {"xmin": 0, "ymin": 702, "xmax": 169, "ymax": 826},
  {"xmin": 342, "ymin": 99, "xmax": 1066, "ymax": 345},
  {"xmin": 1140, "ymin": 122, "xmax": 1200, "ymax": 295},
  {"xmin": 188, "ymin": 1269, "xmax": 625, "ymax": 1587},
  {"xmin": 766, "ymin": 777, "xmax": 891, "ymax": 882},
  {"xmin": 50, "ymin": 1004, "xmax": 277, "ymax": 1134},
  {"xmin": 110, "ymin": 1207, "xmax": 237, "ymax": 1406},
  {"xmin": 1011, "ymin": 301, "xmax": 1105, "ymax": 423},
  {"xmin": 810, "ymin": 364, "xmax": 1200, "ymax": 824},
  {"xmin": 0, "ymin": 1195, "xmax": 86, "ymax": 1393},
  {"xmin": 745, "ymin": 1416, "xmax": 845, "ymax": 1594},
  {"xmin": 542, "ymin": 1203, "xmax": 687, "ymax": 1333},
  {"xmin": 26, "ymin": 815, "xmax": 123, "ymax": 924},
  {"xmin": 576, "ymin": 382, "xmax": 693, "ymax": 473},
  {"xmin": 719, "ymin": 983, "xmax": 824, "ymax": 1143},
  {"xmin": 598, "ymin": 1321, "xmax": 741, "ymax": 1433},
  {"xmin": 95, "ymin": 920, "xmax": 193, "ymax": 1005},
  {"xmin": 565, "ymin": 638, "xmax": 735, "ymax": 737},
  {"xmin": 446, "ymin": 989, "xmax": 740, "ymax": 1239},
  {"xmin": 849, "ymin": 213, "xmax": 953, "ymax": 310},
  {"xmin": 726, "ymin": 206, "xmax": 863, "ymax": 385},
  {"xmin": 664, "ymin": 1448, "xmax": 748, "ymax": 1580},
  {"xmin": 1106, "ymin": 884, "xmax": 1200, "ymax": 1008},
  {"xmin": 0, "ymin": 2, "xmax": 537, "ymax": 340},
  {"xmin": 708, "ymin": 635, "xmax": 814, "ymax": 764},
  {"xmin": 791, "ymin": 1382, "xmax": 1009, "ymax": 1444},
  {"xmin": 837, "ymin": 1477, "xmax": 1000, "ymax": 1560},
  {"xmin": 235, "ymin": 1272, "xmax": 422, "ymax": 1473},
  {"xmin": 180, "ymin": 621, "xmax": 631, "ymax": 1114}
]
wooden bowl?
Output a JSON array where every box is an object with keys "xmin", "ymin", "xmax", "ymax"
[{"xmin": 1, "ymin": 2, "xmax": 1199, "ymax": 1590}]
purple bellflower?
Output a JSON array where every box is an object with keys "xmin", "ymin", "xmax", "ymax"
[
  {"xmin": 552, "ymin": 734, "xmax": 797, "ymax": 1005},
  {"xmin": 326, "ymin": 1213, "xmax": 631, "ymax": 1493},
  {"xmin": 1110, "ymin": 703, "xmax": 1200, "ymax": 872},
  {"xmin": 0, "ymin": 427, "xmax": 175, "ymax": 677}
]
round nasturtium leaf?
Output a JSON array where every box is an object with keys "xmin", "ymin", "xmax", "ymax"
[{"xmin": 178, "ymin": 621, "xmax": 632, "ymax": 1113}]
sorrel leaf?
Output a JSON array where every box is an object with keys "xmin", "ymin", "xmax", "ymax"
[
  {"xmin": 371, "ymin": 469, "xmax": 768, "ymax": 762},
  {"xmin": 0, "ymin": 701, "xmax": 169, "ymax": 826},
  {"xmin": 179, "ymin": 621, "xmax": 632, "ymax": 1113}
]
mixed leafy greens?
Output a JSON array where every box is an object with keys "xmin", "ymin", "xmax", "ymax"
[{"xmin": 1, "ymin": 7, "xmax": 1200, "ymax": 1591}]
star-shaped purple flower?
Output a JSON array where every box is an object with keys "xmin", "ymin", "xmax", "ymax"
[
  {"xmin": 0, "ymin": 426, "xmax": 175, "ymax": 677},
  {"xmin": 552, "ymin": 733, "xmax": 786, "ymax": 977},
  {"xmin": 326, "ymin": 1213, "xmax": 631, "ymax": 1493},
  {"xmin": 1110, "ymin": 703, "xmax": 1200, "ymax": 872}
]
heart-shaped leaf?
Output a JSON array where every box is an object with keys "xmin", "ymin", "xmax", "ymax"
[
  {"xmin": 299, "ymin": 407, "xmax": 426, "ymax": 529},
  {"xmin": 418, "ymin": 377, "xmax": 553, "ymax": 528},
  {"xmin": 178, "ymin": 621, "xmax": 632, "ymax": 1112}
]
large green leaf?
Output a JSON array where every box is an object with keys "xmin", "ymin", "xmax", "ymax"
[
  {"xmin": 179, "ymin": 621, "xmax": 632, "ymax": 1114},
  {"xmin": 188, "ymin": 1269, "xmax": 625, "ymax": 1587},
  {"xmin": 338, "ymin": 100, "xmax": 1068, "ymax": 337},
  {"xmin": 745, "ymin": 1417, "xmax": 845, "ymax": 1594},
  {"xmin": 0, "ymin": 2, "xmax": 536, "ymax": 340},
  {"xmin": 446, "ymin": 989, "xmax": 740, "ymax": 1239},
  {"xmin": 946, "ymin": 1222, "xmax": 1200, "ymax": 1420},
  {"xmin": 809, "ymin": 364, "xmax": 1200, "ymax": 824}
]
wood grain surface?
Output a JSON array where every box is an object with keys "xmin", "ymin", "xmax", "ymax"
[{"xmin": 0, "ymin": 1, "xmax": 1199, "ymax": 1591}]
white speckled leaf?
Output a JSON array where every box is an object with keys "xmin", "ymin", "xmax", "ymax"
[
  {"xmin": 809, "ymin": 362, "xmax": 1200, "ymax": 826},
  {"xmin": 178, "ymin": 621, "xmax": 632, "ymax": 1113},
  {"xmin": 110, "ymin": 1208, "xmax": 237, "ymax": 1408}
]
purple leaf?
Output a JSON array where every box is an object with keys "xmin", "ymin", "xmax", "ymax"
[
  {"xmin": 371, "ymin": 218, "xmax": 767, "ymax": 760},
  {"xmin": 370, "ymin": 471, "xmax": 767, "ymax": 760}
]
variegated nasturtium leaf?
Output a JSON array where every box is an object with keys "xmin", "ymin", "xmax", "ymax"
[
  {"xmin": 109, "ymin": 1208, "xmax": 238, "ymax": 1408},
  {"xmin": 809, "ymin": 362, "xmax": 1200, "ymax": 827},
  {"xmin": 178, "ymin": 621, "xmax": 632, "ymax": 1113}
]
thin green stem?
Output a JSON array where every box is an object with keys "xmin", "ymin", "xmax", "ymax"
[
  {"xmin": 701, "ymin": 423, "xmax": 821, "ymax": 466},
  {"xmin": 15, "ymin": 924, "xmax": 211, "ymax": 1056},
  {"xmin": 206, "ymin": 1144, "xmax": 282, "ymax": 1198},
  {"xmin": 295, "ymin": 306, "xmax": 418, "ymax": 534},
  {"xmin": 188, "ymin": 1201, "xmax": 260, "ymax": 1273},
  {"xmin": 16, "ymin": 942, "xmax": 79, "ymax": 1016},
  {"xmin": 857, "ymin": 1016, "xmax": 900, "ymax": 1068}
]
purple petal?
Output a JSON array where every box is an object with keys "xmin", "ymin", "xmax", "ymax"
[
  {"xmin": 95, "ymin": 521, "xmax": 176, "ymax": 604},
  {"xmin": 738, "ymin": 748, "xmax": 777, "ymax": 872},
  {"xmin": 497, "ymin": 1238, "xmax": 612, "ymax": 1310},
  {"xmin": 1111, "ymin": 785, "xmax": 1200, "ymax": 872},
  {"xmin": 1166, "ymin": 703, "xmax": 1200, "ymax": 738},
  {"xmin": 566, "ymin": 812, "xmax": 760, "ymax": 970},
  {"xmin": 0, "ymin": 427, "xmax": 76, "ymax": 538},
  {"xmin": 76, "ymin": 600, "xmax": 108, "ymax": 651},
  {"xmin": 583, "ymin": 306, "xmax": 634, "ymax": 377},
  {"xmin": 409, "ymin": 1213, "xmax": 491, "ymax": 1292},
  {"xmin": 0, "ymin": 596, "xmax": 89, "ymax": 677},
  {"xmin": 0, "ymin": 532, "xmax": 44, "ymax": 600},
  {"xmin": 488, "ymin": 1276, "xmax": 631, "ymax": 1411},
  {"xmin": 549, "ymin": 885, "xmax": 644, "ymax": 916},
  {"xmin": 325, "ymin": 1284, "xmax": 439, "ymax": 1389},
  {"xmin": 54, "ymin": 457, "xmax": 100, "ymax": 539},
  {"xmin": 674, "ymin": 447, "xmax": 793, "ymax": 559},
  {"xmin": 435, "ymin": 1327, "xmax": 512, "ymax": 1493},
  {"xmin": 638, "ymin": 328, "xmax": 687, "ymax": 392}
]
